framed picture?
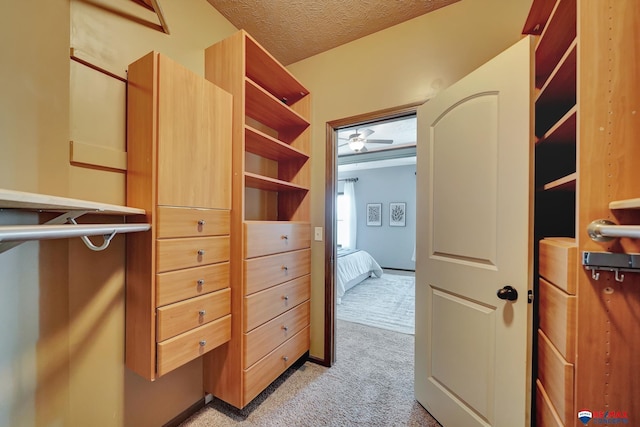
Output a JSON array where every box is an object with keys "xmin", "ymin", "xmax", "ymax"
[
  {"xmin": 389, "ymin": 202, "xmax": 406, "ymax": 227},
  {"xmin": 366, "ymin": 203, "xmax": 382, "ymax": 226}
]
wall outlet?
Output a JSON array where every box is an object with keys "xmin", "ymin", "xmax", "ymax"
[{"xmin": 314, "ymin": 227, "xmax": 323, "ymax": 241}]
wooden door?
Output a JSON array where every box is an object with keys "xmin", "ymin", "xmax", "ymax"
[{"xmin": 414, "ymin": 37, "xmax": 534, "ymax": 427}]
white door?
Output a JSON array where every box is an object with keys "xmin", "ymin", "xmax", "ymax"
[{"xmin": 415, "ymin": 37, "xmax": 534, "ymax": 427}]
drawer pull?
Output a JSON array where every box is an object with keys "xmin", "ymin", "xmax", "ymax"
[
  {"xmin": 281, "ymin": 235, "xmax": 288, "ymax": 240},
  {"xmin": 199, "ymin": 340, "xmax": 207, "ymax": 347},
  {"xmin": 197, "ymin": 279, "xmax": 205, "ymax": 286},
  {"xmin": 282, "ymin": 325, "xmax": 289, "ymax": 331},
  {"xmin": 198, "ymin": 220, "xmax": 206, "ymax": 226},
  {"xmin": 283, "ymin": 356, "xmax": 289, "ymax": 362},
  {"xmin": 283, "ymin": 295, "xmax": 289, "ymax": 301},
  {"xmin": 198, "ymin": 249, "xmax": 206, "ymax": 256},
  {"xmin": 199, "ymin": 310, "xmax": 206, "ymax": 316},
  {"xmin": 281, "ymin": 265, "xmax": 288, "ymax": 272}
]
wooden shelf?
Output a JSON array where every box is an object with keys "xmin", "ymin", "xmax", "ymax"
[
  {"xmin": 244, "ymin": 172, "xmax": 309, "ymax": 192},
  {"xmin": 245, "ymin": 79, "xmax": 310, "ymax": 133},
  {"xmin": 0, "ymin": 188, "xmax": 145, "ymax": 215},
  {"xmin": 245, "ymin": 125, "xmax": 309, "ymax": 161},
  {"xmin": 536, "ymin": 106, "xmax": 576, "ymax": 146},
  {"xmin": 522, "ymin": 0, "xmax": 557, "ymax": 35},
  {"xmin": 536, "ymin": 39, "xmax": 576, "ymax": 99},
  {"xmin": 535, "ymin": 41, "xmax": 576, "ymax": 137},
  {"xmin": 609, "ymin": 198, "xmax": 640, "ymax": 210},
  {"xmin": 245, "ymin": 33, "xmax": 309, "ymax": 105},
  {"xmin": 543, "ymin": 173, "xmax": 577, "ymax": 191},
  {"xmin": 535, "ymin": 0, "xmax": 576, "ymax": 87}
]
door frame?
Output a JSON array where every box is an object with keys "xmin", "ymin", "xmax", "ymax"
[{"xmin": 320, "ymin": 102, "xmax": 424, "ymax": 366}]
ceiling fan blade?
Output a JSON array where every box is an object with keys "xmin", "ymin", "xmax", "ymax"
[
  {"xmin": 338, "ymin": 142, "xmax": 350, "ymax": 147},
  {"xmin": 360, "ymin": 129, "xmax": 374, "ymax": 138},
  {"xmin": 359, "ymin": 146, "xmax": 368, "ymax": 152},
  {"xmin": 365, "ymin": 139, "xmax": 393, "ymax": 144}
]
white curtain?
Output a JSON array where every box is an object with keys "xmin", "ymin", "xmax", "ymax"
[{"xmin": 344, "ymin": 181, "xmax": 357, "ymax": 249}]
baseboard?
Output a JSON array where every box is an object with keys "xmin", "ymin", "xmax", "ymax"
[
  {"xmin": 308, "ymin": 354, "xmax": 330, "ymax": 367},
  {"xmin": 162, "ymin": 396, "xmax": 207, "ymax": 427}
]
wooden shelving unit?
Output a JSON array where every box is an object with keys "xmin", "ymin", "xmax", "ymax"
[
  {"xmin": 202, "ymin": 30, "xmax": 312, "ymax": 409},
  {"xmin": 525, "ymin": 0, "xmax": 640, "ymax": 424}
]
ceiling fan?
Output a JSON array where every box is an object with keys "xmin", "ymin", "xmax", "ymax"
[{"xmin": 338, "ymin": 128, "xmax": 393, "ymax": 152}]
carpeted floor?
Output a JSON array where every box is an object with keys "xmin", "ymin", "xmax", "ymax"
[
  {"xmin": 179, "ymin": 320, "xmax": 440, "ymax": 427},
  {"xmin": 337, "ymin": 272, "xmax": 415, "ymax": 335}
]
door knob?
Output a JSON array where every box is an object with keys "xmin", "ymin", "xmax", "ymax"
[{"xmin": 497, "ymin": 285, "xmax": 518, "ymax": 301}]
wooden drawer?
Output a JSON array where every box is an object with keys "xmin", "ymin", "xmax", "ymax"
[
  {"xmin": 244, "ymin": 301, "xmax": 310, "ymax": 367},
  {"xmin": 157, "ymin": 314, "xmax": 231, "ymax": 377},
  {"xmin": 157, "ymin": 289, "xmax": 230, "ymax": 341},
  {"xmin": 156, "ymin": 262, "xmax": 230, "ymax": 307},
  {"xmin": 538, "ymin": 329, "xmax": 573, "ymax": 426},
  {"xmin": 244, "ymin": 249, "xmax": 310, "ymax": 295},
  {"xmin": 539, "ymin": 277, "xmax": 576, "ymax": 363},
  {"xmin": 243, "ymin": 326, "xmax": 310, "ymax": 404},
  {"xmin": 156, "ymin": 236, "xmax": 229, "ymax": 273},
  {"xmin": 244, "ymin": 221, "xmax": 310, "ymax": 258},
  {"xmin": 156, "ymin": 206, "xmax": 230, "ymax": 238},
  {"xmin": 539, "ymin": 238, "xmax": 577, "ymax": 294},
  {"xmin": 244, "ymin": 275, "xmax": 310, "ymax": 332},
  {"xmin": 536, "ymin": 380, "xmax": 564, "ymax": 427}
]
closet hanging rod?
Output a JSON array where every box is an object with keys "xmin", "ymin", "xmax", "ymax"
[
  {"xmin": 588, "ymin": 219, "xmax": 640, "ymax": 242},
  {"xmin": 0, "ymin": 223, "xmax": 150, "ymax": 251}
]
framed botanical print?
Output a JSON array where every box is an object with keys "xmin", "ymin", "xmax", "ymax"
[
  {"xmin": 366, "ymin": 203, "xmax": 382, "ymax": 226},
  {"xmin": 389, "ymin": 202, "xmax": 406, "ymax": 227}
]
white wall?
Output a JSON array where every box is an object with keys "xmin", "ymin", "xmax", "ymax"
[{"xmin": 339, "ymin": 165, "xmax": 416, "ymax": 270}]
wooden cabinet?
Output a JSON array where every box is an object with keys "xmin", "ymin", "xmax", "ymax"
[
  {"xmin": 524, "ymin": 0, "xmax": 640, "ymax": 424},
  {"xmin": 202, "ymin": 30, "xmax": 312, "ymax": 409},
  {"xmin": 125, "ymin": 52, "xmax": 233, "ymax": 380}
]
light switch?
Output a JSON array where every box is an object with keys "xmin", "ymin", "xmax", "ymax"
[{"xmin": 314, "ymin": 227, "xmax": 323, "ymax": 241}]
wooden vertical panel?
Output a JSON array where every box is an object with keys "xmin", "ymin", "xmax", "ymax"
[
  {"xmin": 156, "ymin": 54, "xmax": 232, "ymax": 209},
  {"xmin": 575, "ymin": 0, "xmax": 640, "ymax": 420},
  {"xmin": 203, "ymin": 30, "xmax": 248, "ymax": 409},
  {"xmin": 125, "ymin": 52, "xmax": 158, "ymax": 380}
]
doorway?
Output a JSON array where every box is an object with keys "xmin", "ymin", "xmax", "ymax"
[{"xmin": 323, "ymin": 103, "xmax": 422, "ymax": 365}]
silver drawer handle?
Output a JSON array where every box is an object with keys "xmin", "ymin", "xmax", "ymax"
[
  {"xmin": 198, "ymin": 249, "xmax": 205, "ymax": 256},
  {"xmin": 283, "ymin": 295, "xmax": 289, "ymax": 301},
  {"xmin": 197, "ymin": 279, "xmax": 205, "ymax": 286},
  {"xmin": 199, "ymin": 310, "xmax": 206, "ymax": 316},
  {"xmin": 199, "ymin": 340, "xmax": 207, "ymax": 347},
  {"xmin": 282, "ymin": 325, "xmax": 289, "ymax": 331},
  {"xmin": 281, "ymin": 235, "xmax": 288, "ymax": 240},
  {"xmin": 283, "ymin": 356, "xmax": 289, "ymax": 362},
  {"xmin": 281, "ymin": 265, "xmax": 288, "ymax": 271},
  {"xmin": 198, "ymin": 220, "xmax": 206, "ymax": 226}
]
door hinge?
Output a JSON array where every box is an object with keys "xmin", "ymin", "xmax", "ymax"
[{"xmin": 528, "ymin": 290, "xmax": 534, "ymax": 304}]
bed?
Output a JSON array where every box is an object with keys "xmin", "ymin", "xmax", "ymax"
[{"xmin": 336, "ymin": 248, "xmax": 383, "ymax": 304}]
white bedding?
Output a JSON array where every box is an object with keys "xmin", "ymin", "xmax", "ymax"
[{"xmin": 336, "ymin": 248, "xmax": 383, "ymax": 303}]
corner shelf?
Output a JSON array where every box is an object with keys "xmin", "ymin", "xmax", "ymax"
[{"xmin": 0, "ymin": 188, "xmax": 149, "ymax": 254}]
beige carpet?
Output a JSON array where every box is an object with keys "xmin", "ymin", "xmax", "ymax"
[{"xmin": 179, "ymin": 320, "xmax": 441, "ymax": 426}]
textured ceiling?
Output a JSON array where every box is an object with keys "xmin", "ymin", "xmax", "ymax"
[{"xmin": 206, "ymin": 0, "xmax": 460, "ymax": 65}]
